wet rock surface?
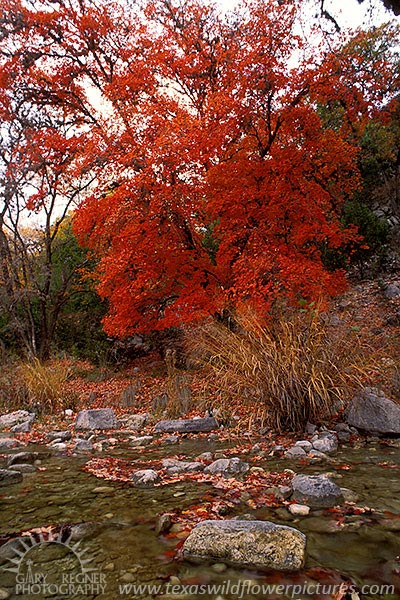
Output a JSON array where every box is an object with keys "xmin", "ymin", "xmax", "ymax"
[{"xmin": 182, "ymin": 519, "xmax": 306, "ymax": 571}]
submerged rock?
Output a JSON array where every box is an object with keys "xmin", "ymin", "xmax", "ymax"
[
  {"xmin": 292, "ymin": 474, "xmax": 343, "ymax": 508},
  {"xmin": 182, "ymin": 519, "xmax": 306, "ymax": 571},
  {"xmin": 347, "ymin": 388, "xmax": 400, "ymax": 435},
  {"xmin": 155, "ymin": 417, "xmax": 218, "ymax": 434},
  {"xmin": 0, "ymin": 469, "xmax": 23, "ymax": 486},
  {"xmin": 75, "ymin": 408, "xmax": 120, "ymax": 431},
  {"xmin": 204, "ymin": 457, "xmax": 249, "ymax": 476},
  {"xmin": 7, "ymin": 452, "xmax": 35, "ymax": 466}
]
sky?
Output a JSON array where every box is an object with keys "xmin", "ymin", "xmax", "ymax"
[{"xmin": 219, "ymin": 0, "xmax": 396, "ymax": 29}]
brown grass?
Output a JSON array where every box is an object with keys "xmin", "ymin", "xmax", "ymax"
[{"xmin": 186, "ymin": 305, "xmax": 377, "ymax": 432}]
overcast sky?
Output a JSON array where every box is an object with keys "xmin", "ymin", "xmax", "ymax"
[{"xmin": 219, "ymin": 0, "xmax": 396, "ymax": 29}]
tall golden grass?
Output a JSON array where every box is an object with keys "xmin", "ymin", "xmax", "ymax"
[
  {"xmin": 19, "ymin": 358, "xmax": 76, "ymax": 413},
  {"xmin": 187, "ymin": 306, "xmax": 375, "ymax": 432}
]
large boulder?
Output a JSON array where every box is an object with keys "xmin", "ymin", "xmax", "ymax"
[
  {"xmin": 75, "ymin": 409, "xmax": 120, "ymax": 431},
  {"xmin": 292, "ymin": 474, "xmax": 343, "ymax": 508},
  {"xmin": 0, "ymin": 469, "xmax": 23, "ymax": 486},
  {"xmin": 155, "ymin": 417, "xmax": 218, "ymax": 434},
  {"xmin": 182, "ymin": 520, "xmax": 306, "ymax": 571},
  {"xmin": 346, "ymin": 388, "xmax": 400, "ymax": 434},
  {"xmin": 204, "ymin": 457, "xmax": 249, "ymax": 476},
  {"xmin": 0, "ymin": 410, "xmax": 35, "ymax": 430}
]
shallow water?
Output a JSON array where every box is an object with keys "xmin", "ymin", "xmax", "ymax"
[{"xmin": 0, "ymin": 438, "xmax": 399, "ymax": 599}]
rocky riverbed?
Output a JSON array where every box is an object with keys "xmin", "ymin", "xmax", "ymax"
[{"xmin": 0, "ymin": 399, "xmax": 400, "ymax": 599}]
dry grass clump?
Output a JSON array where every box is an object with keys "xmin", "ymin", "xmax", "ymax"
[
  {"xmin": 19, "ymin": 358, "xmax": 77, "ymax": 413},
  {"xmin": 187, "ymin": 305, "xmax": 376, "ymax": 432}
]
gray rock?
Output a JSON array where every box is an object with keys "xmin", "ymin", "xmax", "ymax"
[
  {"xmin": 284, "ymin": 446, "xmax": 307, "ymax": 459},
  {"xmin": 182, "ymin": 519, "xmax": 306, "ymax": 571},
  {"xmin": 334, "ymin": 422, "xmax": 351, "ymax": 433},
  {"xmin": 47, "ymin": 430, "xmax": 72, "ymax": 442},
  {"xmin": 155, "ymin": 417, "xmax": 218, "ymax": 434},
  {"xmin": 197, "ymin": 452, "xmax": 213, "ymax": 462},
  {"xmin": 75, "ymin": 408, "xmax": 120, "ymax": 431},
  {"xmin": 0, "ymin": 410, "xmax": 35, "ymax": 430},
  {"xmin": 204, "ymin": 457, "xmax": 249, "ymax": 476},
  {"xmin": 347, "ymin": 388, "xmax": 400, "ymax": 434},
  {"xmin": 131, "ymin": 469, "xmax": 160, "ymax": 487},
  {"xmin": 384, "ymin": 284, "xmax": 400, "ymax": 299},
  {"xmin": 340, "ymin": 487, "xmax": 359, "ymax": 503},
  {"xmin": 305, "ymin": 422, "xmax": 318, "ymax": 435},
  {"xmin": 0, "ymin": 469, "xmax": 23, "ymax": 486},
  {"xmin": 49, "ymin": 442, "xmax": 67, "ymax": 451},
  {"xmin": 308, "ymin": 450, "xmax": 329, "ymax": 461},
  {"xmin": 294, "ymin": 440, "xmax": 313, "ymax": 452},
  {"xmin": 11, "ymin": 420, "xmax": 32, "ymax": 433},
  {"xmin": 292, "ymin": 474, "xmax": 343, "ymax": 508},
  {"xmin": 9, "ymin": 463, "xmax": 36, "ymax": 473},
  {"xmin": 162, "ymin": 459, "xmax": 204, "ymax": 475},
  {"xmin": 124, "ymin": 413, "xmax": 149, "ymax": 431},
  {"xmin": 7, "ymin": 452, "xmax": 35, "ymax": 466},
  {"xmin": 163, "ymin": 435, "xmax": 179, "ymax": 445},
  {"xmin": 73, "ymin": 439, "xmax": 94, "ymax": 453},
  {"xmin": 0, "ymin": 438, "xmax": 21, "ymax": 450},
  {"xmin": 312, "ymin": 435, "xmax": 338, "ymax": 454},
  {"xmin": 130, "ymin": 435, "xmax": 153, "ymax": 447},
  {"xmin": 155, "ymin": 513, "xmax": 172, "ymax": 535}
]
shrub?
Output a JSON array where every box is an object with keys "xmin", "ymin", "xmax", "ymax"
[{"xmin": 186, "ymin": 305, "xmax": 374, "ymax": 432}]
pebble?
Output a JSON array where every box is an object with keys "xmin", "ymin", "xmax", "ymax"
[
  {"xmin": 288, "ymin": 504, "xmax": 310, "ymax": 517},
  {"xmin": 211, "ymin": 563, "xmax": 227, "ymax": 573},
  {"xmin": 173, "ymin": 491, "xmax": 186, "ymax": 498},
  {"xmin": 92, "ymin": 487, "xmax": 114, "ymax": 494},
  {"xmin": 0, "ymin": 589, "xmax": 10, "ymax": 599},
  {"xmin": 120, "ymin": 573, "xmax": 136, "ymax": 583},
  {"xmin": 104, "ymin": 513, "xmax": 114, "ymax": 519}
]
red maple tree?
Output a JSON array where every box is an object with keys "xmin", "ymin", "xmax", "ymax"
[{"xmin": 1, "ymin": 0, "xmax": 398, "ymax": 337}]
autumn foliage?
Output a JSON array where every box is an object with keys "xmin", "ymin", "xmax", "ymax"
[{"xmin": 0, "ymin": 0, "xmax": 399, "ymax": 337}]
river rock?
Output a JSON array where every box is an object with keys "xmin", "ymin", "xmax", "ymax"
[
  {"xmin": 312, "ymin": 435, "xmax": 338, "ymax": 454},
  {"xmin": 0, "ymin": 438, "xmax": 22, "ymax": 450},
  {"xmin": 47, "ymin": 430, "xmax": 72, "ymax": 442},
  {"xmin": 0, "ymin": 410, "xmax": 35, "ymax": 430},
  {"xmin": 130, "ymin": 435, "xmax": 153, "ymax": 447},
  {"xmin": 162, "ymin": 459, "xmax": 204, "ymax": 474},
  {"xmin": 155, "ymin": 417, "xmax": 218, "ymax": 433},
  {"xmin": 9, "ymin": 464, "xmax": 36, "ymax": 473},
  {"xmin": 7, "ymin": 452, "xmax": 35, "ymax": 466},
  {"xmin": 284, "ymin": 446, "xmax": 307, "ymax": 459},
  {"xmin": 346, "ymin": 388, "xmax": 400, "ymax": 434},
  {"xmin": 155, "ymin": 513, "xmax": 172, "ymax": 535},
  {"xmin": 162, "ymin": 435, "xmax": 179, "ymax": 445},
  {"xmin": 131, "ymin": 469, "xmax": 160, "ymax": 487},
  {"xmin": 295, "ymin": 440, "xmax": 313, "ymax": 452},
  {"xmin": 124, "ymin": 413, "xmax": 150, "ymax": 431},
  {"xmin": 292, "ymin": 474, "xmax": 343, "ymax": 508},
  {"xmin": 182, "ymin": 519, "xmax": 306, "ymax": 571},
  {"xmin": 288, "ymin": 504, "xmax": 310, "ymax": 516},
  {"xmin": 73, "ymin": 439, "xmax": 94, "ymax": 453},
  {"xmin": 204, "ymin": 457, "xmax": 249, "ymax": 476},
  {"xmin": 75, "ymin": 408, "xmax": 120, "ymax": 431},
  {"xmin": 0, "ymin": 469, "xmax": 23, "ymax": 486}
]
